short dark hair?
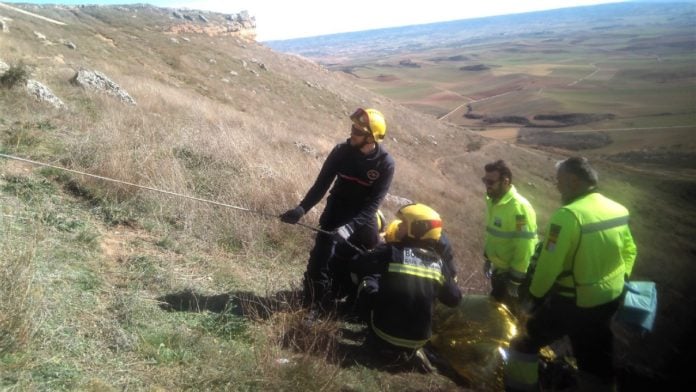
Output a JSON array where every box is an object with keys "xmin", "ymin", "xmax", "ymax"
[
  {"xmin": 484, "ymin": 160, "xmax": 512, "ymax": 182},
  {"xmin": 557, "ymin": 156, "xmax": 598, "ymax": 185}
]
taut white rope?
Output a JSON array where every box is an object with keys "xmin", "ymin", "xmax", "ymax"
[{"xmin": 0, "ymin": 152, "xmax": 331, "ymax": 235}]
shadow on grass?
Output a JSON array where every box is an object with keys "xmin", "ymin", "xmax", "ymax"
[
  {"xmin": 156, "ymin": 288, "xmax": 300, "ymax": 318},
  {"xmin": 156, "ymin": 289, "xmax": 468, "ymax": 385},
  {"xmin": 158, "ymin": 290, "xmax": 670, "ymax": 388}
]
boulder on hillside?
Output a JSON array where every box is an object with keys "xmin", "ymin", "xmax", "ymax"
[
  {"xmin": 236, "ymin": 11, "xmax": 255, "ymax": 28},
  {"xmin": 385, "ymin": 194, "xmax": 412, "ymax": 207},
  {"xmin": 0, "ymin": 59, "xmax": 8, "ymax": 73},
  {"xmin": 70, "ymin": 69, "xmax": 136, "ymax": 105},
  {"xmin": 26, "ymin": 79, "xmax": 65, "ymax": 109},
  {"xmin": 59, "ymin": 39, "xmax": 77, "ymax": 49}
]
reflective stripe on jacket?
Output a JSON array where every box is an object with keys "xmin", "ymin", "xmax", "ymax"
[
  {"xmin": 530, "ymin": 192, "xmax": 638, "ymax": 307},
  {"xmin": 484, "ymin": 185, "xmax": 538, "ymax": 276},
  {"xmin": 356, "ymin": 244, "xmax": 461, "ymax": 349}
]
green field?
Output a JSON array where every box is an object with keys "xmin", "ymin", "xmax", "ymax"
[{"xmin": 327, "ymin": 16, "xmax": 696, "ymax": 156}]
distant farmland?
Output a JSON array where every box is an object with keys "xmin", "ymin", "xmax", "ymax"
[{"xmin": 273, "ymin": 3, "xmax": 696, "ymax": 172}]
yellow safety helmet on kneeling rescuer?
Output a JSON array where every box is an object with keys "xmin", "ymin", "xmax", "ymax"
[
  {"xmin": 376, "ymin": 209, "xmax": 386, "ymax": 233},
  {"xmin": 350, "ymin": 108, "xmax": 387, "ymax": 143},
  {"xmin": 396, "ymin": 203, "xmax": 442, "ymax": 241},
  {"xmin": 384, "ymin": 219, "xmax": 402, "ymax": 243}
]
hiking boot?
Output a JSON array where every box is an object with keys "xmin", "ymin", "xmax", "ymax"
[
  {"xmin": 414, "ymin": 347, "xmax": 437, "ymax": 373},
  {"xmin": 421, "ymin": 343, "xmax": 448, "ymax": 369}
]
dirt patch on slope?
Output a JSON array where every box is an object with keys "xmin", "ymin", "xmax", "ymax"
[
  {"xmin": 0, "ymin": 160, "xmax": 34, "ymax": 177},
  {"xmin": 99, "ymin": 225, "xmax": 148, "ymax": 263}
]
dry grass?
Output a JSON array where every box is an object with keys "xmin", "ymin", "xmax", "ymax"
[
  {"xmin": 0, "ymin": 217, "xmax": 38, "ymax": 355},
  {"xmin": 1, "ymin": 3, "xmax": 692, "ymax": 390}
]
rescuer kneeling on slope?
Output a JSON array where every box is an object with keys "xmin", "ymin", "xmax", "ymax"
[{"xmin": 351, "ymin": 203, "xmax": 462, "ymax": 371}]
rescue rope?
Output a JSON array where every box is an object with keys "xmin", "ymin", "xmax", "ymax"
[{"xmin": 0, "ymin": 152, "xmax": 331, "ymax": 235}]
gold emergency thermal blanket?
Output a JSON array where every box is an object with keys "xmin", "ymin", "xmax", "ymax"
[{"xmin": 431, "ymin": 295, "xmax": 519, "ymax": 390}]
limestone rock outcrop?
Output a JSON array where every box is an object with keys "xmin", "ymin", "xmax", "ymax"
[
  {"xmin": 70, "ymin": 69, "xmax": 136, "ymax": 105},
  {"xmin": 26, "ymin": 79, "xmax": 65, "ymax": 109}
]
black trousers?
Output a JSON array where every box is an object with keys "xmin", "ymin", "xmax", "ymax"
[
  {"xmin": 513, "ymin": 294, "xmax": 621, "ymax": 383},
  {"xmin": 490, "ymin": 271, "xmax": 509, "ymax": 302},
  {"xmin": 303, "ymin": 203, "xmax": 379, "ymax": 307},
  {"xmin": 490, "ymin": 271, "xmax": 532, "ymax": 318}
]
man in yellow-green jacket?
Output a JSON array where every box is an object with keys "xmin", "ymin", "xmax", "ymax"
[
  {"xmin": 482, "ymin": 160, "xmax": 538, "ymax": 307},
  {"xmin": 504, "ymin": 157, "xmax": 637, "ymax": 392}
]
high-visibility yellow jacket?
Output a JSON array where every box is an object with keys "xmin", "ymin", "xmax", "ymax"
[
  {"xmin": 530, "ymin": 191, "xmax": 638, "ymax": 307},
  {"xmin": 484, "ymin": 185, "xmax": 538, "ymax": 277}
]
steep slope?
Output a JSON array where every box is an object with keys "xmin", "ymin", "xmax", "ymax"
[{"xmin": 1, "ymin": 3, "xmax": 693, "ymax": 390}]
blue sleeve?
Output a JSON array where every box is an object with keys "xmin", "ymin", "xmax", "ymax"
[
  {"xmin": 436, "ymin": 234, "xmax": 458, "ymax": 278},
  {"xmin": 438, "ymin": 281, "xmax": 462, "ymax": 307},
  {"xmin": 436, "ymin": 235, "xmax": 462, "ymax": 306}
]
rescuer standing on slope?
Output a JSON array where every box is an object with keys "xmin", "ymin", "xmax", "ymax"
[
  {"xmin": 279, "ymin": 108, "xmax": 395, "ymax": 313},
  {"xmin": 504, "ymin": 157, "xmax": 637, "ymax": 392},
  {"xmin": 482, "ymin": 160, "xmax": 538, "ymax": 308}
]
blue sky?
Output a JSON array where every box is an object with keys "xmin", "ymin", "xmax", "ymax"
[{"xmin": 1, "ymin": 1, "xmax": 627, "ymax": 40}]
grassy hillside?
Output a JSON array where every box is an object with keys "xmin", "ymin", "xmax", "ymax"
[{"xmin": 1, "ymin": 3, "xmax": 694, "ymax": 391}]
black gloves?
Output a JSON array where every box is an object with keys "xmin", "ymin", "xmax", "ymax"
[{"xmin": 279, "ymin": 206, "xmax": 305, "ymax": 224}]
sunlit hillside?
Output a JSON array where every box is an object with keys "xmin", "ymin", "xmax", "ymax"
[{"xmin": 0, "ymin": 3, "xmax": 693, "ymax": 390}]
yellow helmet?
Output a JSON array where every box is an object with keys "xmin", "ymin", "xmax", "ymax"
[
  {"xmin": 384, "ymin": 219, "xmax": 402, "ymax": 243},
  {"xmin": 376, "ymin": 209, "xmax": 386, "ymax": 233},
  {"xmin": 396, "ymin": 203, "xmax": 442, "ymax": 241},
  {"xmin": 350, "ymin": 108, "xmax": 387, "ymax": 143}
]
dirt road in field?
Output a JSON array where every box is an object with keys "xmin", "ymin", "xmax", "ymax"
[
  {"xmin": 0, "ymin": 2, "xmax": 66, "ymax": 25},
  {"xmin": 438, "ymin": 90, "xmax": 519, "ymax": 121}
]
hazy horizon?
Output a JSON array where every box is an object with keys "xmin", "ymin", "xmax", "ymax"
[{"xmin": 0, "ymin": 0, "xmax": 633, "ymax": 40}]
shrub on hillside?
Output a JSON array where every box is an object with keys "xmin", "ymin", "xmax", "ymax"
[{"xmin": 0, "ymin": 62, "xmax": 30, "ymax": 89}]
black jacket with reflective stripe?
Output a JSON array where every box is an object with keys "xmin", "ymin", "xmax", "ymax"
[{"xmin": 354, "ymin": 239, "xmax": 461, "ymax": 343}]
